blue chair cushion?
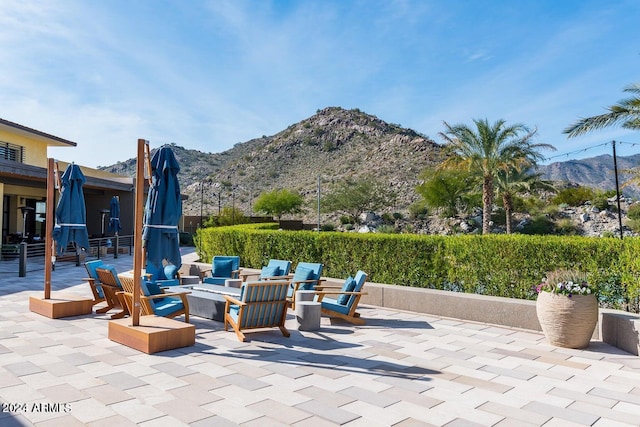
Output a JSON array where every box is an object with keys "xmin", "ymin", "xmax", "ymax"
[
  {"xmin": 85, "ymin": 260, "xmax": 104, "ymax": 280},
  {"xmin": 321, "ymin": 297, "xmax": 352, "ymax": 315},
  {"xmin": 164, "ymin": 264, "xmax": 179, "ymax": 280},
  {"xmin": 337, "ymin": 276, "xmax": 355, "ymax": 305},
  {"xmin": 260, "ymin": 265, "xmax": 281, "ymax": 278},
  {"xmin": 141, "ymin": 281, "xmax": 165, "ymax": 305},
  {"xmin": 292, "ymin": 266, "xmax": 315, "ymax": 290},
  {"xmin": 203, "ymin": 277, "xmax": 226, "ymax": 285},
  {"xmin": 152, "ymin": 297, "xmax": 184, "ymax": 317},
  {"xmin": 213, "ymin": 259, "xmax": 233, "ymax": 277}
]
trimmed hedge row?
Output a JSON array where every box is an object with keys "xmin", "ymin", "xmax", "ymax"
[{"xmin": 194, "ymin": 224, "xmax": 640, "ymax": 311}]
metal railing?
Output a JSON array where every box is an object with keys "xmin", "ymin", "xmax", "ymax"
[{"xmin": 0, "ymin": 235, "xmax": 134, "ymax": 277}]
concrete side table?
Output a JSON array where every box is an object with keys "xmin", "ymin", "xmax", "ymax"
[
  {"xmin": 296, "ymin": 301, "xmax": 321, "ymax": 331},
  {"xmin": 295, "ymin": 290, "xmax": 316, "ymax": 303},
  {"xmin": 225, "ymin": 279, "xmax": 242, "ymax": 288}
]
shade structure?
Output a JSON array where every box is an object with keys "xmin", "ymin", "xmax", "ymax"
[
  {"xmin": 142, "ymin": 146, "xmax": 182, "ymax": 270},
  {"xmin": 52, "ymin": 163, "xmax": 90, "ymax": 254},
  {"xmin": 108, "ymin": 196, "xmax": 121, "ymax": 234}
]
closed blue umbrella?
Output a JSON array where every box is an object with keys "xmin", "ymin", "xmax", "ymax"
[
  {"xmin": 52, "ymin": 163, "xmax": 90, "ymax": 255},
  {"xmin": 142, "ymin": 146, "xmax": 182, "ymax": 270},
  {"xmin": 108, "ymin": 196, "xmax": 121, "ymax": 235}
]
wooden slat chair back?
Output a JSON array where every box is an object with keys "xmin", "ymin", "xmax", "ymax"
[
  {"xmin": 84, "ymin": 260, "xmax": 106, "ymax": 307},
  {"xmin": 224, "ymin": 280, "xmax": 290, "ymax": 342},
  {"xmin": 95, "ymin": 267, "xmax": 128, "ymax": 319}
]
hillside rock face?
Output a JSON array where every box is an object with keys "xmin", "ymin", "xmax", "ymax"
[
  {"xmin": 99, "ymin": 106, "xmax": 640, "ymax": 235},
  {"xmin": 101, "ymin": 107, "xmax": 444, "ymax": 220}
]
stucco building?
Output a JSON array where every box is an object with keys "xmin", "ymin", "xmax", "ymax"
[{"xmin": 0, "ymin": 118, "xmax": 134, "ymax": 245}]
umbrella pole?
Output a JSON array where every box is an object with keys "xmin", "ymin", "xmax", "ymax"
[
  {"xmin": 43, "ymin": 158, "xmax": 55, "ymax": 299},
  {"xmin": 132, "ymin": 139, "xmax": 148, "ymax": 326}
]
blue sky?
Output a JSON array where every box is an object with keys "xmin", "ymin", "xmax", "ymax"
[{"xmin": 2, "ymin": 0, "xmax": 640, "ymax": 168}]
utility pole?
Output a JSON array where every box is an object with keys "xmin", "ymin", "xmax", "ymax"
[{"xmin": 612, "ymin": 140, "xmax": 624, "ymax": 239}]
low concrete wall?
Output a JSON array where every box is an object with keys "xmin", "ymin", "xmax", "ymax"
[
  {"xmin": 360, "ymin": 282, "xmax": 542, "ymax": 331},
  {"xmin": 181, "ymin": 260, "xmax": 640, "ymax": 355}
]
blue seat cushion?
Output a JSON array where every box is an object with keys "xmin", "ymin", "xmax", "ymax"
[
  {"xmin": 337, "ymin": 276, "xmax": 355, "ymax": 305},
  {"xmin": 213, "ymin": 259, "xmax": 233, "ymax": 277},
  {"xmin": 152, "ymin": 297, "xmax": 184, "ymax": 317},
  {"xmin": 321, "ymin": 297, "xmax": 352, "ymax": 315},
  {"xmin": 141, "ymin": 281, "xmax": 165, "ymax": 305},
  {"xmin": 203, "ymin": 277, "xmax": 226, "ymax": 285},
  {"xmin": 260, "ymin": 265, "xmax": 281, "ymax": 278}
]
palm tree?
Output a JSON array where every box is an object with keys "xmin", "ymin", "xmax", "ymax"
[
  {"xmin": 439, "ymin": 119, "xmax": 555, "ymax": 234},
  {"xmin": 495, "ymin": 168, "xmax": 555, "ymax": 234},
  {"xmin": 564, "ymin": 83, "xmax": 640, "ymax": 137}
]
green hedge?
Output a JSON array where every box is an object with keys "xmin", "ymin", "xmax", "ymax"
[{"xmin": 195, "ymin": 225, "xmax": 640, "ymax": 311}]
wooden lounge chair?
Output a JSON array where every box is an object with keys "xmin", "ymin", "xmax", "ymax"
[
  {"xmin": 223, "ymin": 280, "xmax": 291, "ymax": 342},
  {"xmin": 118, "ymin": 274, "xmax": 191, "ymax": 323},
  {"xmin": 315, "ymin": 271, "xmax": 368, "ymax": 325},
  {"xmin": 287, "ymin": 262, "xmax": 324, "ymax": 309},
  {"xmin": 95, "ymin": 267, "xmax": 128, "ymax": 319},
  {"xmin": 202, "ymin": 255, "xmax": 241, "ymax": 285},
  {"xmin": 84, "ymin": 259, "xmax": 106, "ymax": 308}
]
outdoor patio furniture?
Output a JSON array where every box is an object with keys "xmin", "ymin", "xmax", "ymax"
[
  {"xmin": 202, "ymin": 255, "xmax": 241, "ymax": 285},
  {"xmin": 315, "ymin": 270, "xmax": 368, "ymax": 325},
  {"xmin": 84, "ymin": 259, "xmax": 106, "ymax": 308},
  {"xmin": 95, "ymin": 266, "xmax": 128, "ymax": 319},
  {"xmin": 223, "ymin": 280, "xmax": 291, "ymax": 342},
  {"xmin": 145, "ymin": 261, "xmax": 181, "ymax": 286},
  {"xmin": 240, "ymin": 259, "xmax": 291, "ymax": 282},
  {"xmin": 118, "ymin": 274, "xmax": 191, "ymax": 323},
  {"xmin": 165, "ymin": 283, "xmax": 241, "ymax": 321},
  {"xmin": 287, "ymin": 262, "xmax": 324, "ymax": 309}
]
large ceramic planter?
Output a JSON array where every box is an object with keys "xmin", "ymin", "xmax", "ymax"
[{"xmin": 536, "ymin": 291, "xmax": 598, "ymax": 349}]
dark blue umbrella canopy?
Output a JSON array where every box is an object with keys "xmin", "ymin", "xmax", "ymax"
[
  {"xmin": 52, "ymin": 163, "xmax": 90, "ymax": 254},
  {"xmin": 142, "ymin": 146, "xmax": 182, "ymax": 270},
  {"xmin": 108, "ymin": 196, "xmax": 121, "ymax": 234}
]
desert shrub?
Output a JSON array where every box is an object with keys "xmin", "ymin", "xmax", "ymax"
[
  {"xmin": 552, "ymin": 186, "xmax": 595, "ymax": 207},
  {"xmin": 591, "ymin": 194, "xmax": 610, "ymax": 211},
  {"xmin": 520, "ymin": 215, "xmax": 555, "ymax": 235},
  {"xmin": 376, "ymin": 224, "xmax": 397, "ymax": 234},
  {"xmin": 339, "ymin": 215, "xmax": 351, "ymax": 225},
  {"xmin": 555, "ymin": 218, "xmax": 579, "ymax": 235},
  {"xmin": 408, "ymin": 202, "xmax": 428, "ymax": 219},
  {"xmin": 320, "ymin": 223, "xmax": 335, "ymax": 231},
  {"xmin": 381, "ymin": 213, "xmax": 394, "ymax": 224},
  {"xmin": 627, "ymin": 203, "xmax": 640, "ymax": 220}
]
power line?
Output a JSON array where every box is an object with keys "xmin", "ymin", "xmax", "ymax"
[{"xmin": 543, "ymin": 140, "xmax": 640, "ymax": 162}]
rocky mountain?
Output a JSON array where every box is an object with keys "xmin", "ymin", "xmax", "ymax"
[
  {"xmin": 100, "ymin": 106, "xmax": 640, "ymax": 225},
  {"xmin": 537, "ymin": 154, "xmax": 640, "ymax": 198},
  {"xmin": 100, "ymin": 107, "xmax": 444, "ymax": 219}
]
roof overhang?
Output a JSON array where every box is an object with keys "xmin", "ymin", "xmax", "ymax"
[
  {"xmin": 0, "ymin": 159, "xmax": 133, "ymax": 193},
  {"xmin": 0, "ymin": 118, "xmax": 77, "ymax": 148}
]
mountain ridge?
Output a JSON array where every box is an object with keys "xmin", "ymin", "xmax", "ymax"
[{"xmin": 99, "ymin": 106, "xmax": 640, "ymax": 220}]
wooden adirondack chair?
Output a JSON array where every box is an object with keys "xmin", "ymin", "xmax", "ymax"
[
  {"xmin": 223, "ymin": 280, "xmax": 291, "ymax": 342},
  {"xmin": 117, "ymin": 274, "xmax": 190, "ymax": 323},
  {"xmin": 95, "ymin": 267, "xmax": 128, "ymax": 319},
  {"xmin": 315, "ymin": 271, "xmax": 368, "ymax": 325}
]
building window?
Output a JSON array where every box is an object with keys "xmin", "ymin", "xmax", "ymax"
[{"xmin": 0, "ymin": 142, "xmax": 24, "ymax": 163}]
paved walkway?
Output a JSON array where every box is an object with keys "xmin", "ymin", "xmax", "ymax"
[{"xmin": 1, "ymin": 250, "xmax": 640, "ymax": 426}]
